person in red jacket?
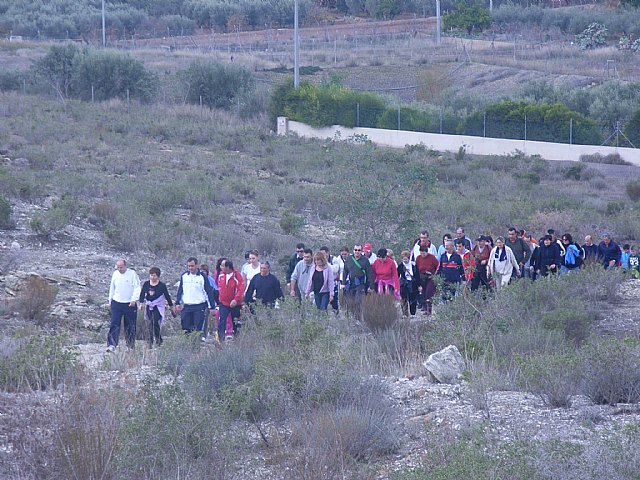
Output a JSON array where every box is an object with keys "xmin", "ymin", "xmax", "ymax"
[
  {"xmin": 415, "ymin": 244, "xmax": 439, "ymax": 315},
  {"xmin": 217, "ymin": 259, "xmax": 245, "ymax": 341},
  {"xmin": 372, "ymin": 248, "xmax": 400, "ymax": 298}
]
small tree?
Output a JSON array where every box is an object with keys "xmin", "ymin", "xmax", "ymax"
[
  {"xmin": 0, "ymin": 195, "xmax": 13, "ymax": 229},
  {"xmin": 443, "ymin": 3, "xmax": 491, "ymax": 35},
  {"xmin": 178, "ymin": 61, "xmax": 254, "ymax": 110},
  {"xmin": 575, "ymin": 23, "xmax": 607, "ymax": 50},
  {"xmin": 33, "ymin": 43, "xmax": 82, "ymax": 101}
]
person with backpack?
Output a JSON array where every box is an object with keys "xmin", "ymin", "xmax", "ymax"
[
  {"xmin": 342, "ymin": 244, "xmax": 374, "ymax": 319},
  {"xmin": 560, "ymin": 233, "xmax": 584, "ymax": 273},
  {"xmin": 505, "ymin": 227, "xmax": 529, "ymax": 280}
]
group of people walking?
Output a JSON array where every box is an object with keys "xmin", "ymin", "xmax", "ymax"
[{"xmin": 106, "ymin": 227, "xmax": 628, "ymax": 351}]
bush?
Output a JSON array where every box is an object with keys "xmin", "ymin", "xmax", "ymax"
[
  {"xmin": 575, "ymin": 23, "xmax": 608, "ymax": 50},
  {"xmin": 518, "ymin": 352, "xmax": 581, "ymax": 407},
  {"xmin": 177, "ymin": 60, "xmax": 254, "ymax": 110},
  {"xmin": 73, "ymin": 50, "xmax": 158, "ymax": 103},
  {"xmin": 16, "ymin": 275, "xmax": 59, "ymax": 324},
  {"xmin": 0, "ymin": 194, "xmax": 13, "ymax": 229},
  {"xmin": 30, "ymin": 196, "xmax": 80, "ymax": 238},
  {"xmin": 0, "ymin": 333, "xmax": 79, "ymax": 392},
  {"xmin": 0, "ymin": 69, "xmax": 27, "ymax": 92},
  {"xmin": 279, "ymin": 209, "xmax": 305, "ymax": 234},
  {"xmin": 626, "ymin": 179, "xmax": 640, "ymax": 201},
  {"xmin": 625, "ymin": 109, "xmax": 640, "ymax": 147},
  {"xmin": 443, "ymin": 3, "xmax": 491, "ymax": 35},
  {"xmin": 580, "ymin": 337, "xmax": 640, "ymax": 405},
  {"xmin": 33, "ymin": 43, "xmax": 82, "ymax": 100},
  {"xmin": 361, "ymin": 293, "xmax": 398, "ymax": 332},
  {"xmin": 580, "ymin": 152, "xmax": 632, "ymax": 165},
  {"xmin": 462, "ymin": 101, "xmax": 602, "ymax": 145}
]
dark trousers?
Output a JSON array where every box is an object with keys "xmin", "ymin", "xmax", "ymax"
[
  {"xmin": 400, "ymin": 285, "xmax": 418, "ymax": 316},
  {"xmin": 330, "ymin": 281, "xmax": 340, "ymax": 311},
  {"xmin": 181, "ymin": 303, "xmax": 207, "ymax": 333},
  {"xmin": 470, "ymin": 264, "xmax": 491, "ymax": 291},
  {"xmin": 108, "ymin": 300, "xmax": 137, "ymax": 348},
  {"xmin": 218, "ymin": 304, "xmax": 241, "ymax": 340},
  {"xmin": 146, "ymin": 306, "xmax": 163, "ymax": 346},
  {"xmin": 314, "ymin": 292, "xmax": 330, "ymax": 310},
  {"xmin": 420, "ymin": 276, "xmax": 436, "ymax": 313}
]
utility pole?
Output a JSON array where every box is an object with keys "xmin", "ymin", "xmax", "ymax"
[
  {"xmin": 101, "ymin": 0, "xmax": 106, "ymax": 47},
  {"xmin": 294, "ymin": 0, "xmax": 300, "ymax": 88},
  {"xmin": 435, "ymin": 0, "xmax": 441, "ymax": 46}
]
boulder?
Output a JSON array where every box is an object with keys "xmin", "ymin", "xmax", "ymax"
[{"xmin": 423, "ymin": 345, "xmax": 465, "ymax": 384}]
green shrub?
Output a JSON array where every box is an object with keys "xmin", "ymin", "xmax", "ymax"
[
  {"xmin": 625, "ymin": 109, "xmax": 640, "ymax": 147},
  {"xmin": 30, "ymin": 196, "xmax": 80, "ymax": 238},
  {"xmin": 279, "ymin": 209, "xmax": 305, "ymax": 234},
  {"xmin": 33, "ymin": 43, "xmax": 82, "ymax": 100},
  {"xmin": 462, "ymin": 101, "xmax": 602, "ymax": 145},
  {"xmin": 0, "ymin": 333, "xmax": 79, "ymax": 392},
  {"xmin": 0, "ymin": 69, "xmax": 27, "ymax": 92},
  {"xmin": 443, "ymin": 3, "xmax": 491, "ymax": 35},
  {"xmin": 177, "ymin": 60, "xmax": 254, "ymax": 110},
  {"xmin": 575, "ymin": 23, "xmax": 608, "ymax": 50},
  {"xmin": 73, "ymin": 50, "xmax": 158, "ymax": 103},
  {"xmin": 580, "ymin": 337, "xmax": 640, "ymax": 405},
  {"xmin": 0, "ymin": 194, "xmax": 13, "ymax": 229},
  {"xmin": 518, "ymin": 352, "xmax": 581, "ymax": 407},
  {"xmin": 580, "ymin": 152, "xmax": 632, "ymax": 165}
]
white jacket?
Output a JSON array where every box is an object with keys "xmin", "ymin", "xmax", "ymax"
[{"xmin": 488, "ymin": 245, "xmax": 519, "ymax": 277}]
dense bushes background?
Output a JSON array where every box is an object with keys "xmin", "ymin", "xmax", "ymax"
[{"xmin": 271, "ymin": 82, "xmax": 603, "ymax": 145}]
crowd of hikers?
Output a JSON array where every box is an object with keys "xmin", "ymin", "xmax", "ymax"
[{"xmin": 106, "ymin": 227, "xmax": 633, "ymax": 352}]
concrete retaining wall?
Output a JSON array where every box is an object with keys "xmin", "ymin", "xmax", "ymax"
[{"xmin": 277, "ymin": 117, "xmax": 640, "ymax": 166}]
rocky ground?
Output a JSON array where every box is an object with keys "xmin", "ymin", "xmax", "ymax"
[{"xmin": 2, "ymin": 198, "xmax": 640, "ymax": 478}]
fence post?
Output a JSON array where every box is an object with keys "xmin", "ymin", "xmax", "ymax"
[
  {"xmin": 91, "ymin": 84, "xmax": 94, "ymax": 103},
  {"xmin": 126, "ymin": 88, "xmax": 130, "ymax": 113},
  {"xmin": 397, "ymin": 105, "xmax": 401, "ymax": 130},
  {"xmin": 439, "ymin": 109, "xmax": 443, "ymax": 134},
  {"xmin": 524, "ymin": 115, "xmax": 527, "ymax": 141},
  {"xmin": 483, "ymin": 112, "xmax": 486, "ymax": 137},
  {"xmin": 356, "ymin": 102, "xmax": 360, "ymax": 127},
  {"xmin": 569, "ymin": 118, "xmax": 573, "ymax": 145}
]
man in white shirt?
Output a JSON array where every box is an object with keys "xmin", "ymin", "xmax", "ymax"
[
  {"xmin": 176, "ymin": 257, "xmax": 216, "ymax": 337},
  {"xmin": 107, "ymin": 259, "xmax": 141, "ymax": 352}
]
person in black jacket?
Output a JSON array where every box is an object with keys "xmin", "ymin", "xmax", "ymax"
[
  {"xmin": 534, "ymin": 235, "xmax": 562, "ymax": 277},
  {"xmin": 139, "ymin": 267, "xmax": 174, "ymax": 348},
  {"xmin": 437, "ymin": 241, "xmax": 464, "ymax": 302},
  {"xmin": 244, "ymin": 261, "xmax": 284, "ymax": 309},
  {"xmin": 343, "ymin": 245, "xmax": 374, "ymax": 320},
  {"xmin": 398, "ymin": 250, "xmax": 420, "ymax": 317},
  {"xmin": 286, "ymin": 243, "xmax": 305, "ymax": 289}
]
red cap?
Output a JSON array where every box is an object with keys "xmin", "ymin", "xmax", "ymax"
[{"xmin": 363, "ymin": 243, "xmax": 372, "ymax": 253}]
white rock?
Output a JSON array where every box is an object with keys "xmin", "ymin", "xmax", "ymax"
[
  {"xmin": 423, "ymin": 345, "xmax": 465, "ymax": 384},
  {"xmin": 10, "ymin": 241, "xmax": 21, "ymax": 250}
]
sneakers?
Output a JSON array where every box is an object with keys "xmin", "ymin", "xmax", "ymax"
[
  {"xmin": 225, "ymin": 335, "xmax": 233, "ymax": 341},
  {"xmin": 106, "ymin": 345, "xmax": 116, "ymax": 353}
]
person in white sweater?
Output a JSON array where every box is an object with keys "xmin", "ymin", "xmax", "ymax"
[
  {"xmin": 107, "ymin": 259, "xmax": 141, "ymax": 352},
  {"xmin": 488, "ymin": 237, "xmax": 520, "ymax": 290}
]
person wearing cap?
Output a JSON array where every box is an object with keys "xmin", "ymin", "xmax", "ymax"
[
  {"xmin": 363, "ymin": 243, "xmax": 377, "ymax": 265},
  {"xmin": 470, "ymin": 235, "xmax": 491, "ymax": 291}
]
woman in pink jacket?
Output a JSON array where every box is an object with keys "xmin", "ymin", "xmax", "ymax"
[{"xmin": 306, "ymin": 252, "xmax": 334, "ymax": 310}]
